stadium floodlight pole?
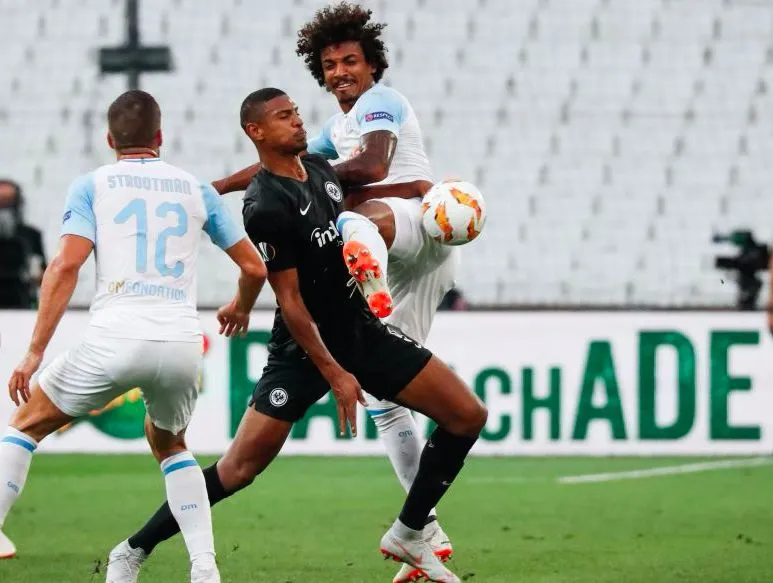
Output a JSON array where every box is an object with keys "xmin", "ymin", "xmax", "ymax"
[
  {"xmin": 98, "ymin": 0, "xmax": 174, "ymax": 90},
  {"xmin": 126, "ymin": 0, "xmax": 140, "ymax": 89}
]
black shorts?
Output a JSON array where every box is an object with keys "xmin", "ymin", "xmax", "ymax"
[{"xmin": 249, "ymin": 323, "xmax": 432, "ymax": 422}]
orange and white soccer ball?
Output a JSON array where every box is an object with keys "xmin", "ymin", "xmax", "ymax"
[{"xmin": 420, "ymin": 180, "xmax": 486, "ymax": 246}]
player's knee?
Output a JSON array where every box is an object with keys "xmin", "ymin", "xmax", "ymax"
[
  {"xmin": 220, "ymin": 456, "xmax": 259, "ymax": 490},
  {"xmin": 449, "ymin": 397, "xmax": 488, "ymax": 438},
  {"xmin": 353, "ymin": 201, "xmax": 396, "ymax": 247},
  {"xmin": 8, "ymin": 419, "xmax": 47, "ymax": 444},
  {"xmin": 151, "ymin": 440, "xmax": 187, "ymax": 463},
  {"xmin": 469, "ymin": 400, "xmax": 489, "ymax": 435},
  {"xmin": 233, "ymin": 463, "xmax": 259, "ymax": 489},
  {"xmin": 9, "ymin": 401, "xmax": 67, "ymax": 443}
]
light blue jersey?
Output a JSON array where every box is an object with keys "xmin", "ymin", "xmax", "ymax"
[
  {"xmin": 308, "ymin": 83, "xmax": 433, "ymax": 185},
  {"xmin": 62, "ymin": 158, "xmax": 245, "ymax": 341}
]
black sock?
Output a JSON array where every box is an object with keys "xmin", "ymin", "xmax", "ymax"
[
  {"xmin": 128, "ymin": 463, "xmax": 231, "ymax": 554},
  {"xmin": 398, "ymin": 428, "xmax": 477, "ymax": 531}
]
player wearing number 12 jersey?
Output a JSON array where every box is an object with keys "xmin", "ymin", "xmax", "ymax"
[{"xmin": 0, "ymin": 91, "xmax": 267, "ymax": 583}]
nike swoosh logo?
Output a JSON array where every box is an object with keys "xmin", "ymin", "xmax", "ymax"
[
  {"xmin": 394, "ymin": 540, "xmax": 423, "ymax": 565},
  {"xmin": 300, "ymin": 201, "xmax": 312, "ymax": 215}
]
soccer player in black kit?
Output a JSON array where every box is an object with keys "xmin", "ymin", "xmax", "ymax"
[{"xmin": 106, "ymin": 88, "xmax": 486, "ymax": 583}]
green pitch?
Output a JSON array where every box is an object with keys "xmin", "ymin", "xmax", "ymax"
[{"xmin": 1, "ymin": 455, "xmax": 771, "ymax": 582}]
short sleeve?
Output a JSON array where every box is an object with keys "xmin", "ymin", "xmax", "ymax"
[
  {"xmin": 61, "ymin": 173, "xmax": 96, "ymax": 242},
  {"xmin": 306, "ymin": 117, "xmax": 338, "ymax": 160},
  {"xmin": 355, "ymin": 87, "xmax": 404, "ymax": 137},
  {"xmin": 242, "ymin": 187, "xmax": 297, "ymax": 272},
  {"xmin": 201, "ymin": 184, "xmax": 246, "ymax": 250}
]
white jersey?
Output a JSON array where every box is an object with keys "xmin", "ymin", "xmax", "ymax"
[
  {"xmin": 308, "ymin": 83, "xmax": 458, "ymax": 343},
  {"xmin": 61, "ymin": 157, "xmax": 245, "ymax": 342},
  {"xmin": 308, "ymin": 83, "xmax": 433, "ymax": 185}
]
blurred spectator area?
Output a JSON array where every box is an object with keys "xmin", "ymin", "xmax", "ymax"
[{"xmin": 1, "ymin": 0, "xmax": 772, "ymax": 308}]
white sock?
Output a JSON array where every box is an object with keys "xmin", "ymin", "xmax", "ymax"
[
  {"xmin": 0, "ymin": 428, "xmax": 37, "ymax": 528},
  {"xmin": 370, "ymin": 407, "xmax": 437, "ymax": 519},
  {"xmin": 161, "ymin": 451, "xmax": 215, "ymax": 562},
  {"xmin": 336, "ymin": 211, "xmax": 390, "ymax": 282}
]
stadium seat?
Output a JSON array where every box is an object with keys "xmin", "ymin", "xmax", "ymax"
[{"xmin": 1, "ymin": 0, "xmax": 769, "ymax": 307}]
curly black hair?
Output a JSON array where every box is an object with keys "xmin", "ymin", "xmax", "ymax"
[{"xmin": 296, "ymin": 2, "xmax": 389, "ymax": 87}]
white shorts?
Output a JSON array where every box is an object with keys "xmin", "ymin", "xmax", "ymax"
[
  {"xmin": 38, "ymin": 335, "xmax": 201, "ymax": 434},
  {"xmin": 364, "ymin": 197, "xmax": 459, "ymax": 416}
]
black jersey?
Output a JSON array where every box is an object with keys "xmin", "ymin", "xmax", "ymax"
[{"xmin": 243, "ymin": 154, "xmax": 379, "ymax": 361}]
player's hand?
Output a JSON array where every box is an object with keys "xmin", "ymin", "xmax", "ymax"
[
  {"xmin": 8, "ymin": 350, "xmax": 43, "ymax": 406},
  {"xmin": 329, "ymin": 370, "xmax": 367, "ymax": 437},
  {"xmin": 216, "ymin": 300, "xmax": 250, "ymax": 337}
]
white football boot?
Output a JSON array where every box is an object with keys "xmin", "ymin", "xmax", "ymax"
[
  {"xmin": 393, "ymin": 522, "xmax": 454, "ymax": 582},
  {"xmin": 343, "ymin": 240, "xmax": 393, "ymax": 318},
  {"xmin": 190, "ymin": 554, "xmax": 221, "ymax": 583},
  {"xmin": 381, "ymin": 520, "xmax": 460, "ymax": 583},
  {"xmin": 0, "ymin": 529, "xmax": 16, "ymax": 559},
  {"xmin": 105, "ymin": 540, "xmax": 146, "ymax": 583}
]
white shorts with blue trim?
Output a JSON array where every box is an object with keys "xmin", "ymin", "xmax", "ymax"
[
  {"xmin": 38, "ymin": 333, "xmax": 201, "ymax": 434},
  {"xmin": 364, "ymin": 198, "xmax": 457, "ymax": 417}
]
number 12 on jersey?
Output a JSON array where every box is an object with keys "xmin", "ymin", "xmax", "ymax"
[{"xmin": 114, "ymin": 198, "xmax": 189, "ymax": 278}]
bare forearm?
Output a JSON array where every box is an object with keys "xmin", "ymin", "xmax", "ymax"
[
  {"xmin": 28, "ymin": 262, "xmax": 79, "ymax": 354},
  {"xmin": 333, "ymin": 156, "xmax": 387, "ymax": 187},
  {"xmin": 281, "ymin": 299, "xmax": 344, "ymax": 380},
  {"xmin": 213, "ymin": 163, "xmax": 261, "ymax": 194},
  {"xmin": 234, "ymin": 270, "xmax": 266, "ymax": 313}
]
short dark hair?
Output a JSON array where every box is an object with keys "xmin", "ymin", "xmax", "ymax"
[
  {"xmin": 240, "ymin": 88, "xmax": 287, "ymax": 128},
  {"xmin": 296, "ymin": 2, "xmax": 389, "ymax": 87},
  {"xmin": 107, "ymin": 90, "xmax": 161, "ymax": 149}
]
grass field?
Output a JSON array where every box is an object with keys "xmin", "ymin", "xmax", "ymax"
[{"xmin": 1, "ymin": 455, "xmax": 771, "ymax": 582}]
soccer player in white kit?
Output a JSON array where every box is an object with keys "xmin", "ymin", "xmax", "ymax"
[
  {"xmin": 0, "ymin": 91, "xmax": 267, "ymax": 583},
  {"xmin": 214, "ymin": 5, "xmax": 460, "ymax": 581}
]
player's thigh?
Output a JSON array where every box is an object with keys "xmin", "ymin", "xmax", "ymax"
[
  {"xmin": 248, "ymin": 359, "xmax": 330, "ymax": 424},
  {"xmin": 218, "ymin": 407, "xmax": 292, "ymax": 491},
  {"xmin": 214, "ymin": 360, "xmax": 329, "ymax": 488},
  {"xmin": 357, "ymin": 197, "xmax": 427, "ymax": 258},
  {"xmin": 384, "ymin": 249, "xmax": 459, "ymax": 344},
  {"xmin": 35, "ymin": 338, "xmax": 131, "ymax": 425},
  {"xmin": 353, "ymin": 199, "xmax": 398, "ymax": 250},
  {"xmin": 351, "ymin": 322, "xmax": 431, "ymax": 407},
  {"xmin": 394, "ymin": 356, "xmax": 487, "ymax": 437},
  {"xmin": 9, "ymin": 383, "xmax": 74, "ymax": 442},
  {"xmin": 133, "ymin": 340, "xmax": 202, "ymax": 437}
]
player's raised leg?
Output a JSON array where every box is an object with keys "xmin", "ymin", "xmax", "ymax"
[
  {"xmin": 0, "ymin": 383, "xmax": 73, "ymax": 559},
  {"xmin": 379, "ymin": 356, "xmax": 487, "ymax": 583},
  {"xmin": 337, "ymin": 207, "xmax": 393, "ymax": 317}
]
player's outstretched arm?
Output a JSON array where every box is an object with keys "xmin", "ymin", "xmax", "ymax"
[
  {"xmin": 269, "ymin": 268, "xmax": 366, "ymax": 436},
  {"xmin": 217, "ymin": 239, "xmax": 267, "ymax": 337},
  {"xmin": 9, "ymin": 235, "xmax": 92, "ymax": 404},
  {"xmin": 332, "ymin": 130, "xmax": 397, "ymax": 187},
  {"xmin": 212, "ymin": 163, "xmax": 262, "ymax": 195}
]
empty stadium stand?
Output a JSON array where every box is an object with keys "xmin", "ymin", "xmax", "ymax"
[{"xmin": 2, "ymin": 0, "xmax": 772, "ymax": 307}]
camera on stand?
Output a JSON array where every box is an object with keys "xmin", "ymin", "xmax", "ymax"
[{"xmin": 713, "ymin": 230, "xmax": 771, "ymax": 310}]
